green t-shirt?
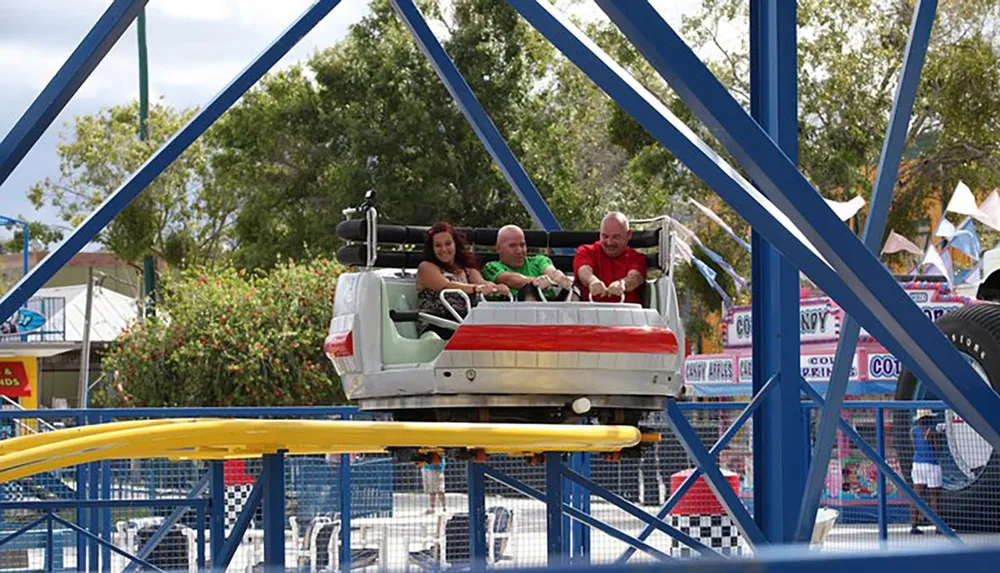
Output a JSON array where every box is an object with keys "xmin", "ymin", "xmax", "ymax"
[{"xmin": 482, "ymin": 254, "xmax": 557, "ymax": 299}]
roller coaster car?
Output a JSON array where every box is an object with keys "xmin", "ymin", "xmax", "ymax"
[{"xmin": 324, "ymin": 206, "xmax": 685, "ymax": 425}]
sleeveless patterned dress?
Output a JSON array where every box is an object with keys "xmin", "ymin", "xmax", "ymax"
[{"xmin": 417, "ymin": 267, "xmax": 476, "ymax": 336}]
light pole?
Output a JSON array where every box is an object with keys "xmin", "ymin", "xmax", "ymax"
[{"xmin": 0, "ymin": 215, "xmax": 29, "ymax": 276}]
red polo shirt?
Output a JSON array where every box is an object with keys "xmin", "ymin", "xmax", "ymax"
[{"xmin": 573, "ymin": 241, "xmax": 647, "ymax": 303}]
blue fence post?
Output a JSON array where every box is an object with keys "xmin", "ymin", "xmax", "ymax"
[
  {"xmin": 467, "ymin": 459, "xmax": 487, "ymax": 568},
  {"xmin": 87, "ymin": 411, "xmax": 100, "ymax": 572},
  {"xmin": 876, "ymin": 408, "xmax": 888, "ymax": 543},
  {"xmin": 571, "ymin": 452, "xmax": 591, "ymax": 564},
  {"xmin": 196, "ymin": 503, "xmax": 207, "ymax": 571},
  {"xmin": 46, "ymin": 513, "xmax": 54, "ymax": 573},
  {"xmin": 209, "ymin": 461, "xmax": 225, "ymax": 568},
  {"xmin": 75, "ymin": 413, "xmax": 88, "ymax": 572},
  {"xmin": 100, "ymin": 414, "xmax": 112, "ymax": 573},
  {"xmin": 545, "ymin": 452, "xmax": 564, "ymax": 566},
  {"xmin": 261, "ymin": 452, "xmax": 286, "ymax": 570},
  {"xmin": 339, "ymin": 453, "xmax": 352, "ymax": 573}
]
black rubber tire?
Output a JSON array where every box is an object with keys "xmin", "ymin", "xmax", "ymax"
[{"xmin": 892, "ymin": 303, "xmax": 1000, "ymax": 532}]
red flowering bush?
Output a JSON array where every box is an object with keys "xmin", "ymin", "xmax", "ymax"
[{"xmin": 97, "ymin": 258, "xmax": 346, "ymax": 407}]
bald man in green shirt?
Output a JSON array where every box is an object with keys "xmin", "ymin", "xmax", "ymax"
[{"xmin": 482, "ymin": 225, "xmax": 573, "ymax": 301}]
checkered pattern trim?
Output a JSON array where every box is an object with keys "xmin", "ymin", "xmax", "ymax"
[
  {"xmin": 224, "ymin": 484, "xmax": 256, "ymax": 530},
  {"xmin": 669, "ymin": 514, "xmax": 744, "ymax": 558}
]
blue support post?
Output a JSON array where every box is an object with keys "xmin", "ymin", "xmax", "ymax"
[
  {"xmin": 75, "ymin": 463, "xmax": 87, "ymax": 572},
  {"xmin": 747, "ymin": 0, "xmax": 805, "ymax": 543},
  {"xmin": 467, "ymin": 461, "xmax": 488, "ymax": 568},
  {"xmin": 0, "ymin": 0, "xmax": 148, "ymax": 187},
  {"xmin": 261, "ymin": 452, "xmax": 286, "ymax": 571},
  {"xmin": 339, "ymin": 453, "xmax": 352, "ymax": 573},
  {"xmin": 545, "ymin": 452, "xmax": 564, "ymax": 566},
  {"xmin": 876, "ymin": 408, "xmax": 888, "ymax": 543},
  {"xmin": 0, "ymin": 0, "xmax": 346, "ymax": 324},
  {"xmin": 209, "ymin": 461, "xmax": 225, "ymax": 568},
  {"xmin": 589, "ymin": 0, "xmax": 1000, "ymax": 448},
  {"xmin": 664, "ymin": 401, "xmax": 766, "ymax": 547},
  {"xmin": 389, "ymin": 0, "xmax": 560, "ymax": 230},
  {"xmin": 796, "ymin": 0, "xmax": 937, "ymax": 542},
  {"xmin": 101, "ymin": 458, "xmax": 111, "ymax": 572},
  {"xmin": 75, "ymin": 413, "xmax": 88, "ymax": 573},
  {"xmin": 88, "ymin": 460, "xmax": 99, "ymax": 572},
  {"xmin": 569, "ymin": 452, "xmax": 590, "ymax": 564},
  {"xmin": 196, "ymin": 504, "xmax": 206, "ymax": 571},
  {"xmin": 46, "ymin": 513, "xmax": 54, "ymax": 573}
]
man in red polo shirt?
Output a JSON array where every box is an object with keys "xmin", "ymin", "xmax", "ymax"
[{"xmin": 574, "ymin": 212, "xmax": 647, "ymax": 303}]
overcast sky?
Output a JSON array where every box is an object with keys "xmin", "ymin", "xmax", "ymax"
[{"xmin": 0, "ymin": 0, "xmax": 700, "ymax": 243}]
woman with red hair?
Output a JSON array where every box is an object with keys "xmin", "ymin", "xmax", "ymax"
[{"xmin": 417, "ymin": 222, "xmax": 508, "ymax": 339}]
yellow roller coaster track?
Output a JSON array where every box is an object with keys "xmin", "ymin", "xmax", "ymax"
[{"xmin": 0, "ymin": 419, "xmax": 641, "ymax": 484}]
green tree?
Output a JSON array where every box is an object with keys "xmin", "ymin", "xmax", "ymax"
[
  {"xmin": 215, "ymin": 0, "xmax": 576, "ymax": 268},
  {"xmin": 96, "ymin": 258, "xmax": 345, "ymax": 407},
  {"xmin": 682, "ymin": 0, "xmax": 1000, "ymax": 242},
  {"xmin": 28, "ymin": 100, "xmax": 237, "ymax": 268}
]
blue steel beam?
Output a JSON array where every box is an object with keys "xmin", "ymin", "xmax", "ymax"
[
  {"xmin": 545, "ymin": 452, "xmax": 565, "ymax": 565},
  {"xmin": 390, "ymin": 0, "xmax": 561, "ymax": 230},
  {"xmin": 0, "ymin": 0, "xmax": 148, "ymax": 187},
  {"xmin": 0, "ymin": 0, "xmax": 345, "ymax": 324},
  {"xmin": 746, "ymin": 0, "xmax": 804, "ymax": 543},
  {"xmin": 209, "ymin": 462, "xmax": 225, "ymax": 567},
  {"xmin": 800, "ymin": 381, "xmax": 958, "ymax": 539},
  {"xmin": 617, "ymin": 375, "xmax": 777, "ymax": 564},
  {"xmin": 664, "ymin": 401, "xmax": 767, "ymax": 547},
  {"xmin": 339, "ymin": 453, "xmax": 352, "ymax": 573},
  {"xmin": 262, "ymin": 453, "xmax": 286, "ymax": 570},
  {"xmin": 467, "ymin": 461, "xmax": 488, "ymax": 567},
  {"xmin": 796, "ymin": 0, "xmax": 938, "ymax": 543},
  {"xmin": 582, "ymin": 0, "xmax": 1000, "ymax": 447}
]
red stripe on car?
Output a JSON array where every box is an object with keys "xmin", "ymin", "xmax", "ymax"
[{"xmin": 445, "ymin": 325, "xmax": 677, "ymax": 354}]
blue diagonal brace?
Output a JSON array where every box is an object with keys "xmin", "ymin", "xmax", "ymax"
[
  {"xmin": 390, "ymin": 0, "xmax": 560, "ymax": 231},
  {"xmin": 0, "ymin": 0, "xmax": 345, "ymax": 324},
  {"xmin": 481, "ymin": 466, "xmax": 671, "ymax": 561},
  {"xmin": 216, "ymin": 475, "xmax": 266, "ymax": 571},
  {"xmin": 560, "ymin": 466, "xmax": 717, "ymax": 557},
  {"xmin": 122, "ymin": 472, "xmax": 210, "ymax": 573},
  {"xmin": 588, "ymin": 0, "xmax": 1000, "ymax": 448},
  {"xmin": 796, "ymin": 0, "xmax": 938, "ymax": 543},
  {"xmin": 617, "ymin": 375, "xmax": 776, "ymax": 563},
  {"xmin": 0, "ymin": 0, "xmax": 148, "ymax": 187},
  {"xmin": 664, "ymin": 400, "xmax": 766, "ymax": 547},
  {"xmin": 800, "ymin": 381, "xmax": 959, "ymax": 540}
]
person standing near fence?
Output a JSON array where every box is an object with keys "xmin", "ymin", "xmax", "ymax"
[
  {"xmin": 910, "ymin": 409, "xmax": 944, "ymax": 535},
  {"xmin": 423, "ymin": 454, "xmax": 446, "ymax": 514}
]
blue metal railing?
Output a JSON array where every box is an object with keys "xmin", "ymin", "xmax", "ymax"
[{"xmin": 1, "ymin": 400, "xmax": 993, "ymax": 571}]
